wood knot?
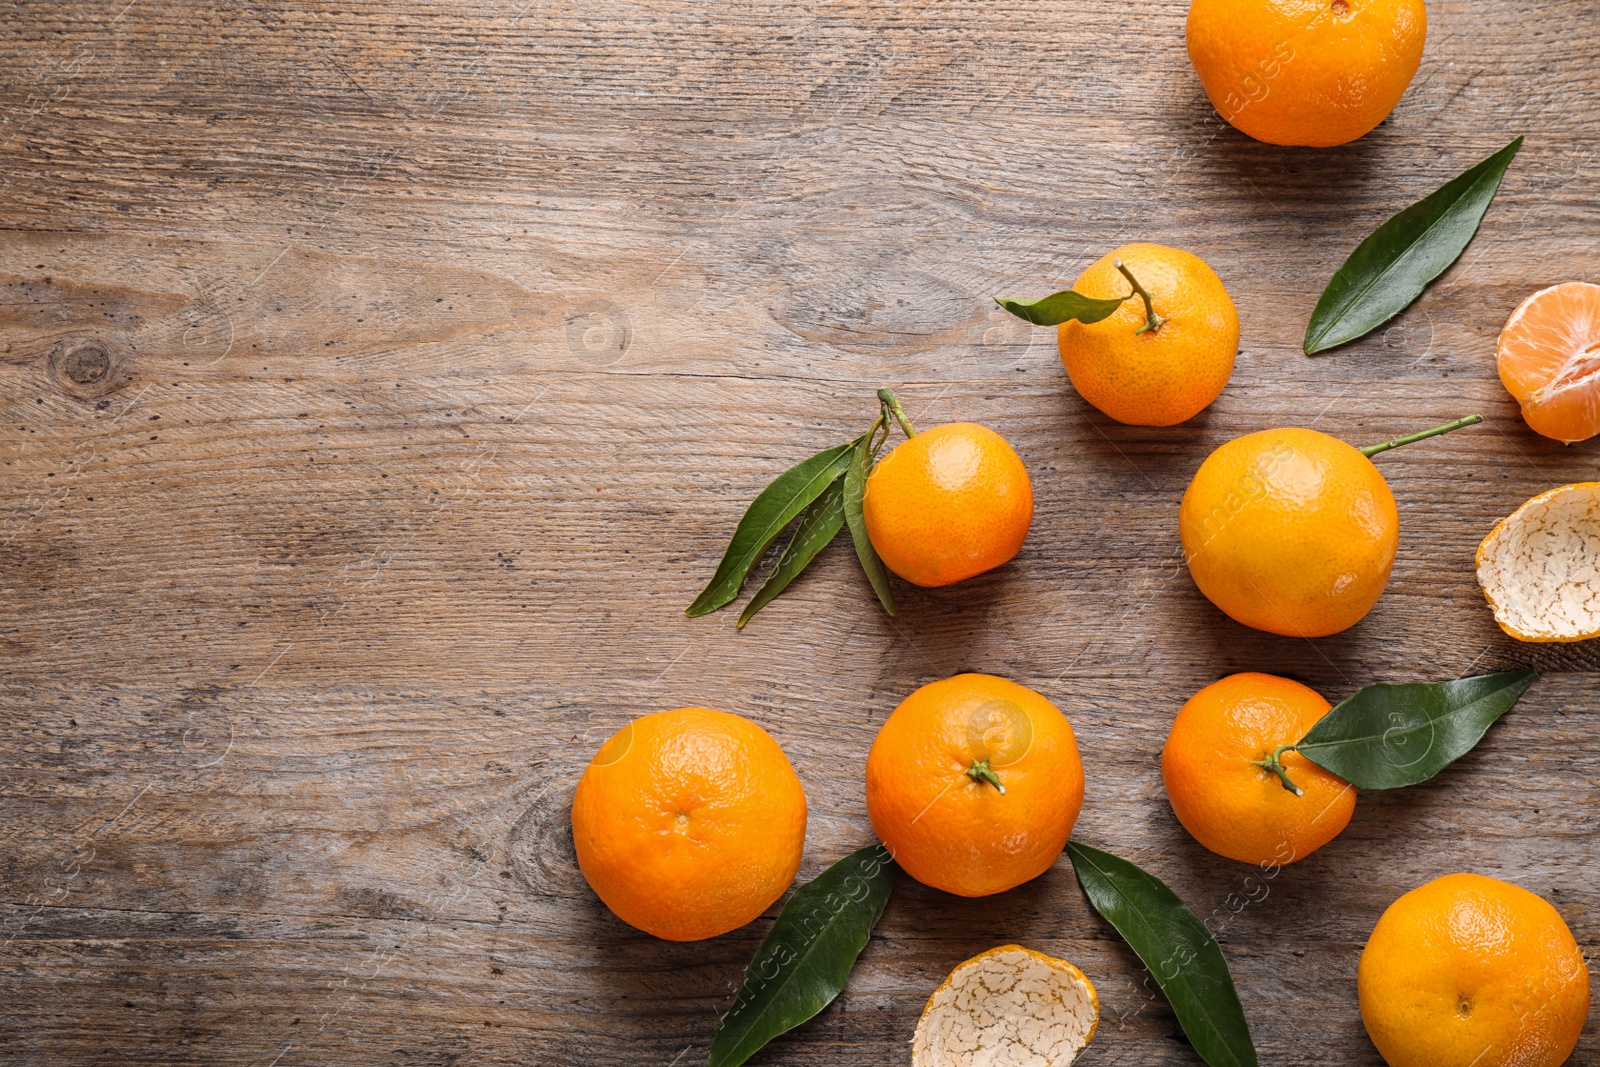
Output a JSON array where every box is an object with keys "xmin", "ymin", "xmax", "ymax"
[
  {"xmin": 48, "ymin": 336, "xmax": 130, "ymax": 399},
  {"xmin": 505, "ymin": 772, "xmax": 588, "ymax": 899}
]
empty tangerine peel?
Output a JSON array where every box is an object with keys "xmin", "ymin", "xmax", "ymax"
[
  {"xmin": 1476, "ymin": 482, "xmax": 1600, "ymax": 642},
  {"xmin": 912, "ymin": 945, "xmax": 1099, "ymax": 1067}
]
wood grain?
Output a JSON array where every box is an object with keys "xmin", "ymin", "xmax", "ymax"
[{"xmin": 2, "ymin": 1, "xmax": 1597, "ymax": 1064}]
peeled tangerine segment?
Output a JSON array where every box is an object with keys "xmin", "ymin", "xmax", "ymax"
[
  {"xmin": 1497, "ymin": 281, "xmax": 1600, "ymax": 443},
  {"xmin": 912, "ymin": 945, "xmax": 1098, "ymax": 1067},
  {"xmin": 1476, "ymin": 482, "xmax": 1600, "ymax": 642}
]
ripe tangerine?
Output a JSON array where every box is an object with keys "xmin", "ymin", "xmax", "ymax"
[
  {"xmin": 866, "ymin": 673, "xmax": 1084, "ymax": 898},
  {"xmin": 1057, "ymin": 243, "xmax": 1239, "ymax": 427},
  {"xmin": 1180, "ymin": 427, "xmax": 1399, "ymax": 637},
  {"xmin": 1360, "ymin": 873, "xmax": 1590, "ymax": 1067},
  {"xmin": 863, "ymin": 423, "xmax": 1033, "ymax": 587},
  {"xmin": 1162, "ymin": 672, "xmax": 1355, "ymax": 866},
  {"xmin": 571, "ymin": 707, "xmax": 807, "ymax": 941},
  {"xmin": 1187, "ymin": 0, "xmax": 1426, "ymax": 147}
]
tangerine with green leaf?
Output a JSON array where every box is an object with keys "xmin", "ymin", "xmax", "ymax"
[
  {"xmin": 688, "ymin": 389, "xmax": 1018, "ymax": 622},
  {"xmin": 1056, "ymin": 243, "xmax": 1240, "ymax": 427},
  {"xmin": 865, "ymin": 673, "xmax": 1083, "ymax": 897}
]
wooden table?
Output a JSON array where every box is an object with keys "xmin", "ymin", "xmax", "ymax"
[{"xmin": 3, "ymin": 2, "xmax": 1596, "ymax": 1064}]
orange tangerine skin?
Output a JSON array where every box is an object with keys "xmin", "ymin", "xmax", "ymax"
[
  {"xmin": 1359, "ymin": 873, "xmax": 1590, "ymax": 1067},
  {"xmin": 1162, "ymin": 673, "xmax": 1355, "ymax": 866},
  {"xmin": 1187, "ymin": 0, "xmax": 1426, "ymax": 148},
  {"xmin": 866, "ymin": 674, "xmax": 1084, "ymax": 898},
  {"xmin": 863, "ymin": 423, "xmax": 1033, "ymax": 588},
  {"xmin": 571, "ymin": 707, "xmax": 807, "ymax": 941},
  {"xmin": 1496, "ymin": 281, "xmax": 1600, "ymax": 444},
  {"xmin": 1180, "ymin": 427, "xmax": 1398, "ymax": 637},
  {"xmin": 1057, "ymin": 243, "xmax": 1239, "ymax": 427}
]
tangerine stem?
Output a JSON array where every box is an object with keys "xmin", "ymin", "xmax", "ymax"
[
  {"xmin": 878, "ymin": 388, "xmax": 918, "ymax": 438},
  {"xmin": 1358, "ymin": 414, "xmax": 1483, "ymax": 458},
  {"xmin": 862, "ymin": 411, "xmax": 888, "ymax": 458},
  {"xmin": 1114, "ymin": 259, "xmax": 1166, "ymax": 335},
  {"xmin": 1251, "ymin": 745, "xmax": 1304, "ymax": 797},
  {"xmin": 966, "ymin": 759, "xmax": 1006, "ymax": 795}
]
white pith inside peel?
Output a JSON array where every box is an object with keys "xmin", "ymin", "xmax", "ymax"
[
  {"xmin": 912, "ymin": 945, "xmax": 1099, "ymax": 1067},
  {"xmin": 1476, "ymin": 482, "xmax": 1600, "ymax": 642}
]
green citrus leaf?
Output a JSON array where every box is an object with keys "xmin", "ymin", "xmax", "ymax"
[
  {"xmin": 737, "ymin": 475, "xmax": 848, "ymax": 628},
  {"xmin": 1304, "ymin": 136, "xmax": 1523, "ymax": 355},
  {"xmin": 1067, "ymin": 841, "xmax": 1258, "ymax": 1067},
  {"xmin": 687, "ymin": 439, "xmax": 858, "ymax": 618},
  {"xmin": 995, "ymin": 289, "xmax": 1128, "ymax": 327},
  {"xmin": 842, "ymin": 434, "xmax": 895, "ymax": 617},
  {"xmin": 1296, "ymin": 670, "xmax": 1538, "ymax": 790},
  {"xmin": 704, "ymin": 845, "xmax": 896, "ymax": 1067}
]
